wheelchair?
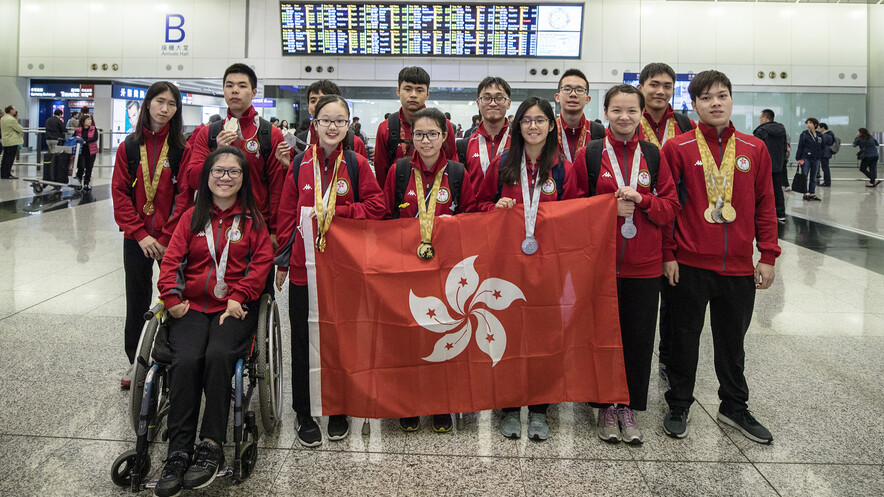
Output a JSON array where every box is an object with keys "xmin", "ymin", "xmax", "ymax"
[{"xmin": 110, "ymin": 294, "xmax": 284, "ymax": 493}]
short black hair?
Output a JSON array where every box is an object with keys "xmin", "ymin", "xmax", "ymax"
[
  {"xmin": 223, "ymin": 63, "xmax": 258, "ymax": 89},
  {"xmin": 53, "ymin": 109, "xmax": 63, "ymax": 116},
  {"xmin": 688, "ymin": 70, "xmax": 732, "ymax": 102},
  {"xmin": 4, "ymin": 105, "xmax": 14, "ymax": 114},
  {"xmin": 603, "ymin": 84, "xmax": 645, "ymax": 111},
  {"xmin": 819, "ymin": 122, "xmax": 828, "ymax": 130},
  {"xmin": 398, "ymin": 66, "xmax": 430, "ymax": 87},
  {"xmin": 412, "ymin": 107, "xmax": 447, "ymax": 133},
  {"xmin": 307, "ymin": 80, "xmax": 341, "ymax": 99},
  {"xmin": 558, "ymin": 68, "xmax": 589, "ymax": 90},
  {"xmin": 477, "ymin": 76, "xmax": 512, "ymax": 97},
  {"xmin": 270, "ymin": 117, "xmax": 279, "ymax": 123},
  {"xmin": 761, "ymin": 109, "xmax": 775, "ymax": 122},
  {"xmin": 639, "ymin": 62, "xmax": 676, "ymax": 85}
]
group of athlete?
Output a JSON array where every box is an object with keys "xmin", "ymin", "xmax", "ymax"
[{"xmin": 111, "ymin": 61, "xmax": 780, "ymax": 497}]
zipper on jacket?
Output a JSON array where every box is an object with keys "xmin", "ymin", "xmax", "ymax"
[
  {"xmin": 202, "ymin": 217, "xmax": 223, "ymax": 313},
  {"xmin": 718, "ymin": 136, "xmax": 728, "ymax": 272}
]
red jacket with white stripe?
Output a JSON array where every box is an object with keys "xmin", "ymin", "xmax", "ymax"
[
  {"xmin": 476, "ymin": 153, "xmax": 579, "ymax": 212},
  {"xmin": 373, "ymin": 107, "xmax": 458, "ymax": 188},
  {"xmin": 661, "ymin": 122, "xmax": 781, "ymax": 276},
  {"xmin": 275, "ymin": 144, "xmax": 386, "ymax": 285},
  {"xmin": 158, "ymin": 202, "xmax": 273, "ymax": 313},
  {"xmin": 464, "ymin": 121, "xmax": 511, "ymax": 193},
  {"xmin": 383, "ymin": 153, "xmax": 479, "ymax": 219}
]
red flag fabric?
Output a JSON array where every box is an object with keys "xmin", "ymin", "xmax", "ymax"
[{"xmin": 304, "ymin": 196, "xmax": 629, "ymax": 419}]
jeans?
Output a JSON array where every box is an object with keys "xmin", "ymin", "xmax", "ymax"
[
  {"xmin": 802, "ymin": 159, "xmax": 820, "ymax": 194},
  {"xmin": 819, "ymin": 157, "xmax": 831, "ymax": 185},
  {"xmin": 860, "ymin": 157, "xmax": 879, "ymax": 183}
]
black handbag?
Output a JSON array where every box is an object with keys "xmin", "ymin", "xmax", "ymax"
[{"xmin": 791, "ymin": 170, "xmax": 807, "ymax": 194}]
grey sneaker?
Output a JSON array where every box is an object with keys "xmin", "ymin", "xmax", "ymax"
[
  {"xmin": 527, "ymin": 412, "xmax": 549, "ymax": 441},
  {"xmin": 617, "ymin": 406, "xmax": 643, "ymax": 445},
  {"xmin": 499, "ymin": 411, "xmax": 521, "ymax": 439},
  {"xmin": 717, "ymin": 409, "xmax": 773, "ymax": 444},
  {"xmin": 663, "ymin": 406, "xmax": 690, "ymax": 438},
  {"xmin": 597, "ymin": 406, "xmax": 621, "ymax": 443}
]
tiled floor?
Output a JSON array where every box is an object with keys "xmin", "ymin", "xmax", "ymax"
[{"xmin": 0, "ymin": 161, "xmax": 881, "ymax": 496}]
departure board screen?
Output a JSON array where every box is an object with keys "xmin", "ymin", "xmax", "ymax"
[{"xmin": 279, "ymin": 2, "xmax": 583, "ymax": 58}]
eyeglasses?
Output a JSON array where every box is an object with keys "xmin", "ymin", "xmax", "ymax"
[
  {"xmin": 315, "ymin": 118, "xmax": 350, "ymax": 128},
  {"xmin": 559, "ymin": 86, "xmax": 588, "ymax": 96},
  {"xmin": 210, "ymin": 168, "xmax": 243, "ymax": 179},
  {"xmin": 520, "ymin": 117, "xmax": 550, "ymax": 127},
  {"xmin": 478, "ymin": 95, "xmax": 511, "ymax": 104},
  {"xmin": 413, "ymin": 131, "xmax": 442, "ymax": 142}
]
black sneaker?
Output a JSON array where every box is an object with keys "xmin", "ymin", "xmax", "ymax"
[
  {"xmin": 296, "ymin": 413, "xmax": 322, "ymax": 447},
  {"xmin": 154, "ymin": 451, "xmax": 190, "ymax": 497},
  {"xmin": 399, "ymin": 416, "xmax": 421, "ymax": 432},
  {"xmin": 717, "ymin": 409, "xmax": 773, "ymax": 444},
  {"xmin": 432, "ymin": 414, "xmax": 453, "ymax": 433},
  {"xmin": 327, "ymin": 414, "xmax": 350, "ymax": 441},
  {"xmin": 182, "ymin": 441, "xmax": 224, "ymax": 489},
  {"xmin": 663, "ymin": 407, "xmax": 690, "ymax": 439}
]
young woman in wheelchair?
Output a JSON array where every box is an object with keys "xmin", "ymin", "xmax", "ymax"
[{"xmin": 155, "ymin": 146, "xmax": 273, "ymax": 497}]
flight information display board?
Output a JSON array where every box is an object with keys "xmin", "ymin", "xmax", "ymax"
[{"xmin": 280, "ymin": 2, "xmax": 583, "ymax": 58}]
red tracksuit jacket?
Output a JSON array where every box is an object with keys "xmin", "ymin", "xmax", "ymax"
[
  {"xmin": 275, "ymin": 144, "xmax": 386, "ymax": 285},
  {"xmin": 158, "ymin": 202, "xmax": 273, "ymax": 313},
  {"xmin": 476, "ymin": 152, "xmax": 579, "ymax": 212},
  {"xmin": 374, "ymin": 107, "xmax": 458, "ymax": 188},
  {"xmin": 662, "ymin": 122, "xmax": 781, "ymax": 275},
  {"xmin": 186, "ymin": 106, "xmax": 285, "ymax": 232},
  {"xmin": 464, "ymin": 121, "xmax": 511, "ymax": 193},
  {"xmin": 111, "ymin": 124, "xmax": 180, "ymax": 246},
  {"xmin": 637, "ymin": 106, "xmax": 696, "ymax": 146},
  {"xmin": 572, "ymin": 130, "xmax": 680, "ymax": 278},
  {"xmin": 383, "ymin": 153, "xmax": 478, "ymax": 219}
]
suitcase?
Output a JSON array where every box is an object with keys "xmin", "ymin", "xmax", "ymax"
[{"xmin": 43, "ymin": 152, "xmax": 71, "ymax": 183}]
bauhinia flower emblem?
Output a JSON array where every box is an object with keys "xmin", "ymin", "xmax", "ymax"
[{"xmin": 409, "ymin": 256, "xmax": 526, "ymax": 366}]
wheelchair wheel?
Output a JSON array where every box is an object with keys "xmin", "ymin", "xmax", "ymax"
[
  {"xmin": 236, "ymin": 443, "xmax": 258, "ymax": 482},
  {"xmin": 110, "ymin": 449, "xmax": 150, "ymax": 488},
  {"xmin": 256, "ymin": 294, "xmax": 283, "ymax": 435},
  {"xmin": 129, "ymin": 317, "xmax": 162, "ymax": 435}
]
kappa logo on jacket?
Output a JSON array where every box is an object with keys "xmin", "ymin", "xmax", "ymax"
[
  {"xmin": 694, "ymin": 160, "xmax": 704, "ymax": 167},
  {"xmin": 602, "ymin": 171, "xmax": 613, "ymax": 179},
  {"xmin": 303, "ymin": 184, "xmax": 312, "ymax": 191},
  {"xmin": 196, "ymin": 232, "xmax": 206, "ymax": 237},
  {"xmin": 472, "ymin": 153, "xmax": 480, "ymax": 158},
  {"xmin": 406, "ymin": 189, "xmax": 417, "ymax": 197}
]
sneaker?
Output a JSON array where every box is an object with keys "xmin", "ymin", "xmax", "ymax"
[
  {"xmin": 182, "ymin": 441, "xmax": 224, "ymax": 489},
  {"xmin": 777, "ymin": 217, "xmax": 787, "ymax": 224},
  {"xmin": 84, "ymin": 184, "xmax": 92, "ymax": 191},
  {"xmin": 498, "ymin": 411, "xmax": 521, "ymax": 439},
  {"xmin": 597, "ymin": 406, "xmax": 621, "ymax": 443},
  {"xmin": 527, "ymin": 412, "xmax": 549, "ymax": 441},
  {"xmin": 399, "ymin": 416, "xmax": 421, "ymax": 432},
  {"xmin": 296, "ymin": 413, "xmax": 322, "ymax": 447},
  {"xmin": 121, "ymin": 363, "xmax": 133, "ymax": 389},
  {"xmin": 154, "ymin": 451, "xmax": 190, "ymax": 497},
  {"xmin": 717, "ymin": 409, "xmax": 773, "ymax": 444},
  {"xmin": 663, "ymin": 406, "xmax": 690, "ymax": 439},
  {"xmin": 432, "ymin": 414, "xmax": 453, "ymax": 433},
  {"xmin": 617, "ymin": 407, "xmax": 643, "ymax": 445},
  {"xmin": 327, "ymin": 414, "xmax": 350, "ymax": 441}
]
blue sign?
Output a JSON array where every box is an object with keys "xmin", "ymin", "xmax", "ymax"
[
  {"xmin": 166, "ymin": 14, "xmax": 185, "ymax": 43},
  {"xmin": 112, "ymin": 84, "xmax": 149, "ymax": 101}
]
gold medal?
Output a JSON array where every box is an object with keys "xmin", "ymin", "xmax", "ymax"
[
  {"xmin": 315, "ymin": 235, "xmax": 326, "ymax": 252},
  {"xmin": 704, "ymin": 205, "xmax": 716, "ymax": 224},
  {"xmin": 721, "ymin": 204, "xmax": 736, "ymax": 223},
  {"xmin": 695, "ymin": 128, "xmax": 736, "ymax": 225},
  {"xmin": 143, "ymin": 200, "xmax": 154, "ymax": 216},
  {"xmin": 312, "ymin": 145, "xmax": 342, "ymax": 253},
  {"xmin": 417, "ymin": 242, "xmax": 435, "ymax": 260},
  {"xmin": 139, "ymin": 138, "xmax": 169, "ymax": 218}
]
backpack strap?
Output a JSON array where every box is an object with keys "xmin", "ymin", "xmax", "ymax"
[
  {"xmin": 446, "ymin": 160, "xmax": 465, "ymax": 213},
  {"xmin": 673, "ymin": 112, "xmax": 692, "ymax": 134},
  {"xmin": 392, "ymin": 157, "xmax": 412, "ymax": 219},
  {"xmin": 585, "ymin": 139, "xmax": 604, "ymax": 197},
  {"xmin": 495, "ymin": 150, "xmax": 509, "ymax": 202},
  {"xmin": 387, "ymin": 114, "xmax": 401, "ymax": 166},
  {"xmin": 344, "ymin": 130, "xmax": 355, "ymax": 151},
  {"xmin": 257, "ymin": 117, "xmax": 272, "ymax": 164},
  {"xmin": 552, "ymin": 159, "xmax": 565, "ymax": 201},
  {"xmin": 638, "ymin": 140, "xmax": 661, "ymax": 191},
  {"xmin": 456, "ymin": 137, "xmax": 469, "ymax": 166},
  {"xmin": 344, "ymin": 150, "xmax": 360, "ymax": 203},
  {"xmin": 207, "ymin": 120, "xmax": 224, "ymax": 152},
  {"xmin": 589, "ymin": 120, "xmax": 606, "ymax": 141}
]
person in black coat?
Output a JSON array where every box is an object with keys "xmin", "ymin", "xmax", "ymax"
[
  {"xmin": 795, "ymin": 117, "xmax": 823, "ymax": 201},
  {"xmin": 44, "ymin": 110, "xmax": 68, "ymax": 156},
  {"xmin": 818, "ymin": 123, "xmax": 835, "ymax": 187},
  {"xmin": 753, "ymin": 109, "xmax": 788, "ymax": 221}
]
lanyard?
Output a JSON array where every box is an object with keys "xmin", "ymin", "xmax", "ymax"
[
  {"xmin": 520, "ymin": 153, "xmax": 544, "ymax": 252},
  {"xmin": 557, "ymin": 117, "xmax": 586, "ymax": 162},
  {"xmin": 605, "ymin": 137, "xmax": 642, "ymax": 238},
  {"xmin": 477, "ymin": 133, "xmax": 508, "ymax": 175}
]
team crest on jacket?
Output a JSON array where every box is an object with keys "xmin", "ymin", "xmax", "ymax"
[
  {"xmin": 541, "ymin": 178, "xmax": 556, "ymax": 195},
  {"xmin": 638, "ymin": 170, "xmax": 651, "ymax": 188},
  {"xmin": 162, "ymin": 158, "xmax": 171, "ymax": 169},
  {"xmin": 437, "ymin": 187, "xmax": 451, "ymax": 204},
  {"xmin": 736, "ymin": 155, "xmax": 751, "ymax": 172},
  {"xmin": 336, "ymin": 178, "xmax": 349, "ymax": 196},
  {"xmin": 226, "ymin": 226, "xmax": 243, "ymax": 243}
]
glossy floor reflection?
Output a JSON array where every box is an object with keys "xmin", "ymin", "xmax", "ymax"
[{"xmin": 0, "ymin": 164, "xmax": 882, "ymax": 497}]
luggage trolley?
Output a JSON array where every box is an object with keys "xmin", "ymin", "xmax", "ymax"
[{"xmin": 22, "ymin": 138, "xmax": 84, "ymax": 194}]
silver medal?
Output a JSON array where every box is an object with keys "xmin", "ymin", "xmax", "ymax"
[
  {"xmin": 521, "ymin": 236, "xmax": 538, "ymax": 255},
  {"xmin": 214, "ymin": 281, "xmax": 228, "ymax": 299},
  {"xmin": 621, "ymin": 221, "xmax": 637, "ymax": 239}
]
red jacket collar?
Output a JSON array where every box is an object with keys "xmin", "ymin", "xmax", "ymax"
[
  {"xmin": 559, "ymin": 114, "xmax": 587, "ymax": 133},
  {"xmin": 211, "ymin": 200, "xmax": 244, "ymax": 218},
  {"xmin": 145, "ymin": 122, "xmax": 171, "ymax": 142},
  {"xmin": 227, "ymin": 105, "xmax": 257, "ymax": 121},
  {"xmin": 604, "ymin": 128, "xmax": 639, "ymax": 156},
  {"xmin": 643, "ymin": 105, "xmax": 675, "ymax": 129},
  {"xmin": 477, "ymin": 120, "xmax": 510, "ymax": 142},
  {"xmin": 311, "ymin": 143, "xmax": 344, "ymax": 165},
  {"xmin": 410, "ymin": 152, "xmax": 448, "ymax": 175},
  {"xmin": 697, "ymin": 121, "xmax": 735, "ymax": 143}
]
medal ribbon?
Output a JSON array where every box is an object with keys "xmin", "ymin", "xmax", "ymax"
[
  {"xmin": 139, "ymin": 138, "xmax": 170, "ymax": 213},
  {"xmin": 519, "ymin": 153, "xmax": 544, "ymax": 242},
  {"xmin": 605, "ymin": 137, "xmax": 642, "ymax": 235},
  {"xmin": 694, "ymin": 128, "xmax": 736, "ymax": 214},
  {"xmin": 640, "ymin": 116, "xmax": 676, "ymax": 149},
  {"xmin": 477, "ymin": 132, "xmax": 508, "ymax": 175},
  {"xmin": 413, "ymin": 164, "xmax": 447, "ymax": 248},
  {"xmin": 312, "ymin": 145, "xmax": 342, "ymax": 252},
  {"xmin": 557, "ymin": 117, "xmax": 587, "ymax": 162},
  {"xmin": 205, "ymin": 214, "xmax": 241, "ymax": 294}
]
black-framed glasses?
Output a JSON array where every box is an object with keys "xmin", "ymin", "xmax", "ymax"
[
  {"xmin": 559, "ymin": 86, "xmax": 588, "ymax": 96},
  {"xmin": 315, "ymin": 118, "xmax": 350, "ymax": 128},
  {"xmin": 413, "ymin": 131, "xmax": 442, "ymax": 142},
  {"xmin": 478, "ymin": 95, "xmax": 511, "ymax": 104},
  {"xmin": 520, "ymin": 117, "xmax": 550, "ymax": 127},
  {"xmin": 210, "ymin": 168, "xmax": 243, "ymax": 179}
]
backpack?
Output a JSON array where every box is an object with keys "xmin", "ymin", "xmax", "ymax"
[
  {"xmin": 672, "ymin": 112, "xmax": 693, "ymax": 134},
  {"xmin": 588, "ymin": 120, "xmax": 606, "ymax": 141},
  {"xmin": 494, "ymin": 150, "xmax": 565, "ymax": 202},
  {"xmin": 583, "ymin": 139, "xmax": 660, "ymax": 198},
  {"xmin": 207, "ymin": 117, "xmax": 273, "ymax": 184},
  {"xmin": 392, "ymin": 158, "xmax": 465, "ymax": 219},
  {"xmin": 124, "ymin": 134, "xmax": 184, "ymax": 208},
  {"xmin": 830, "ymin": 135, "xmax": 841, "ymax": 155},
  {"xmin": 291, "ymin": 149, "xmax": 361, "ymax": 203}
]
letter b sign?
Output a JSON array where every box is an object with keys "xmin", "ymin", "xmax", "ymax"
[{"xmin": 165, "ymin": 14, "xmax": 185, "ymax": 43}]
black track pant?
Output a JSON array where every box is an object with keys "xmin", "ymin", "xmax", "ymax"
[
  {"xmin": 289, "ymin": 283, "xmax": 311, "ymax": 415},
  {"xmin": 123, "ymin": 238, "xmax": 158, "ymax": 364}
]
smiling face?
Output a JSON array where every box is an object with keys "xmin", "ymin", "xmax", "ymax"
[
  {"xmin": 519, "ymin": 105, "xmax": 554, "ymax": 148},
  {"xmin": 224, "ymin": 72, "xmax": 257, "ymax": 115},
  {"xmin": 637, "ymin": 73, "xmax": 674, "ymax": 115},
  {"xmin": 477, "ymin": 83, "xmax": 511, "ymax": 124},
  {"xmin": 692, "ymin": 82, "xmax": 732, "ymax": 130},
  {"xmin": 208, "ymin": 154, "xmax": 244, "ymax": 203},
  {"xmin": 412, "ymin": 116, "xmax": 446, "ymax": 163},
  {"xmin": 313, "ymin": 100, "xmax": 349, "ymax": 150},
  {"xmin": 148, "ymin": 90, "xmax": 177, "ymax": 130},
  {"xmin": 605, "ymin": 92, "xmax": 642, "ymax": 140}
]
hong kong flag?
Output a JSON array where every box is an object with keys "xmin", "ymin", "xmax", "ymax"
[{"xmin": 303, "ymin": 196, "xmax": 628, "ymax": 419}]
